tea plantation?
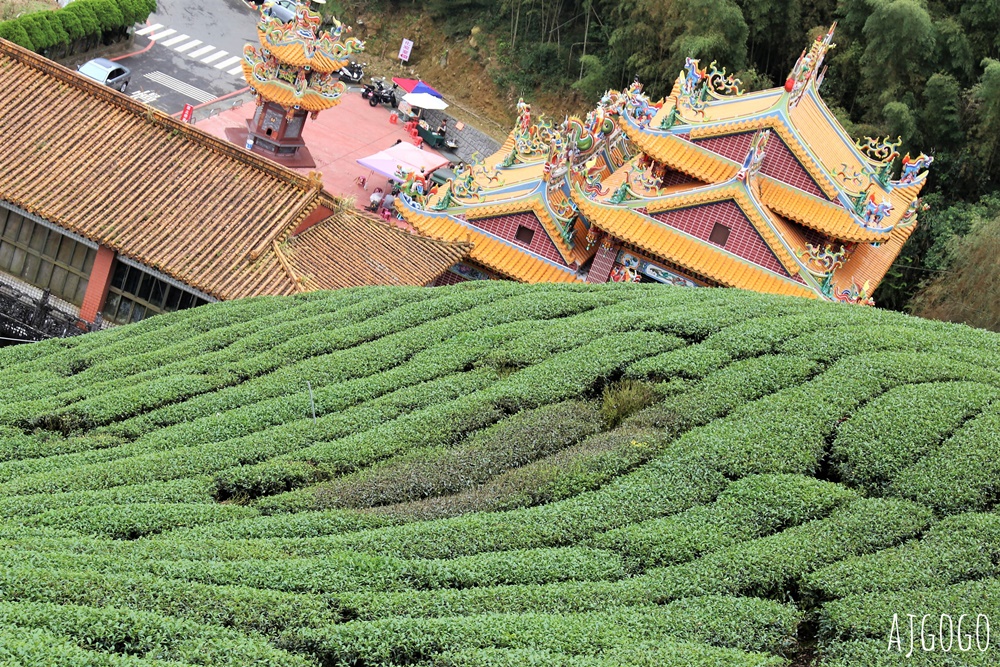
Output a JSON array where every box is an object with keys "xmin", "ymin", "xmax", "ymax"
[{"xmin": 2, "ymin": 282, "xmax": 999, "ymax": 666}]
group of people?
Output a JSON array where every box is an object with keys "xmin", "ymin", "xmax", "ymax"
[{"xmin": 368, "ymin": 186, "xmax": 398, "ymax": 213}]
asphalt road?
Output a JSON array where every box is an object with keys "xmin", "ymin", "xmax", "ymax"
[{"xmin": 119, "ymin": 0, "xmax": 260, "ymax": 114}]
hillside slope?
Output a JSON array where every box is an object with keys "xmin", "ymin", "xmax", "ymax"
[{"xmin": 2, "ymin": 282, "xmax": 1000, "ymax": 666}]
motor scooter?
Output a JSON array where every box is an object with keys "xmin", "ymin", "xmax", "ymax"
[{"xmin": 339, "ymin": 61, "xmax": 367, "ymax": 85}]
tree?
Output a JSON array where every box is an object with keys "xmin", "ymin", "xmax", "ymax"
[
  {"xmin": 0, "ymin": 21, "xmax": 34, "ymax": 52},
  {"xmin": 919, "ymin": 72, "xmax": 963, "ymax": 151},
  {"xmin": 971, "ymin": 58, "xmax": 1000, "ymax": 177},
  {"xmin": 909, "ymin": 208, "xmax": 1000, "ymax": 331},
  {"xmin": 861, "ymin": 0, "xmax": 936, "ymax": 105}
]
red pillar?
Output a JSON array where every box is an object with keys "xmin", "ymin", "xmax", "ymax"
[{"xmin": 79, "ymin": 245, "xmax": 116, "ymax": 324}]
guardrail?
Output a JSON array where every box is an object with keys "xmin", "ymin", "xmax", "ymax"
[{"xmin": 0, "ymin": 283, "xmax": 96, "ymax": 343}]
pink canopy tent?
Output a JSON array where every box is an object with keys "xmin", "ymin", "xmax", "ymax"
[
  {"xmin": 391, "ymin": 78, "xmax": 444, "ymax": 98},
  {"xmin": 356, "ymin": 142, "xmax": 450, "ymax": 181}
]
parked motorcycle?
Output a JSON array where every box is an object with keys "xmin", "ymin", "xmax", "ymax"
[
  {"xmin": 360, "ymin": 77, "xmax": 384, "ymax": 100},
  {"xmin": 368, "ymin": 80, "xmax": 399, "ymax": 108},
  {"xmin": 339, "ymin": 61, "xmax": 367, "ymax": 85}
]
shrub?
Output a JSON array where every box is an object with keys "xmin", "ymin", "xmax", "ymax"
[
  {"xmin": 310, "ymin": 400, "xmax": 602, "ymax": 510},
  {"xmin": 890, "ymin": 403, "xmax": 1000, "ymax": 513},
  {"xmin": 599, "ymin": 379, "xmax": 658, "ymax": 428},
  {"xmin": 832, "ymin": 381, "xmax": 1000, "ymax": 493},
  {"xmin": 280, "ymin": 597, "xmax": 801, "ymax": 663},
  {"xmin": 592, "ymin": 474, "xmax": 856, "ymax": 569}
]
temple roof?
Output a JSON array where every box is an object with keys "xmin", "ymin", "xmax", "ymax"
[
  {"xmin": 0, "ymin": 39, "xmax": 468, "ymax": 298},
  {"xmin": 398, "ymin": 205, "xmax": 580, "ymax": 284}
]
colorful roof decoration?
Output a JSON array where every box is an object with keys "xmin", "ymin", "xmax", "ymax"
[
  {"xmin": 242, "ymin": 1, "xmax": 363, "ymax": 112},
  {"xmin": 394, "ymin": 25, "xmax": 932, "ymax": 304},
  {"xmin": 0, "ymin": 38, "xmax": 469, "ymax": 299}
]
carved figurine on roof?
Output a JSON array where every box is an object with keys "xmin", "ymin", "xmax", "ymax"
[{"xmin": 240, "ymin": 0, "xmax": 363, "ymax": 162}]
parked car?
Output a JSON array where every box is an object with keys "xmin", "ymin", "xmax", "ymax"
[
  {"xmin": 77, "ymin": 58, "xmax": 131, "ymax": 92},
  {"xmin": 261, "ymin": 0, "xmax": 296, "ymax": 22}
]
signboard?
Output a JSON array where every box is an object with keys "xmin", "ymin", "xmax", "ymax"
[
  {"xmin": 398, "ymin": 38, "xmax": 413, "ymax": 62},
  {"xmin": 179, "ymin": 103, "xmax": 194, "ymax": 123}
]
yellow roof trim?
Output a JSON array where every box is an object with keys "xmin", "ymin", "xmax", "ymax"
[
  {"xmin": 571, "ymin": 186, "xmax": 815, "ymax": 299},
  {"xmin": 400, "ymin": 207, "xmax": 581, "ymax": 284},
  {"xmin": 758, "ymin": 177, "xmax": 890, "ymax": 244}
]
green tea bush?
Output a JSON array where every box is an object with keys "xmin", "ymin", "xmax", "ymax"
[
  {"xmin": 281, "ymin": 596, "xmax": 801, "ymax": 663},
  {"xmin": 890, "ymin": 403, "xmax": 1000, "ymax": 513},
  {"xmin": 802, "ymin": 512, "xmax": 1000, "ymax": 602},
  {"xmin": 832, "ymin": 382, "xmax": 1000, "ymax": 493},
  {"xmin": 592, "ymin": 474, "xmax": 856, "ymax": 568},
  {"xmin": 0, "ymin": 284, "xmax": 998, "ymax": 665},
  {"xmin": 310, "ymin": 400, "xmax": 602, "ymax": 509}
]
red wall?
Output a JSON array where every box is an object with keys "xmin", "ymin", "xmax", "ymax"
[
  {"xmin": 79, "ymin": 245, "xmax": 116, "ymax": 324},
  {"xmin": 465, "ymin": 212, "xmax": 569, "ymax": 266}
]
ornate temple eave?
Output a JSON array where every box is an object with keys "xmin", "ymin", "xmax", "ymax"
[
  {"xmin": 255, "ymin": 12, "xmax": 363, "ymax": 72},
  {"xmin": 242, "ymin": 61, "xmax": 345, "ymax": 112},
  {"xmin": 619, "ymin": 116, "xmax": 738, "ymax": 185},
  {"xmin": 395, "ymin": 198, "xmax": 582, "ymax": 284},
  {"xmin": 569, "ymin": 184, "xmax": 815, "ymax": 299},
  {"xmin": 758, "ymin": 177, "xmax": 891, "ymax": 244}
]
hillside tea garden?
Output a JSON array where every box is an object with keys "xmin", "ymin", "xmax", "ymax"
[{"xmin": 1, "ymin": 282, "xmax": 999, "ymax": 665}]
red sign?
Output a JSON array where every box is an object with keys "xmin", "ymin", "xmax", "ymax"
[
  {"xmin": 180, "ymin": 103, "xmax": 194, "ymax": 123},
  {"xmin": 398, "ymin": 38, "xmax": 413, "ymax": 62}
]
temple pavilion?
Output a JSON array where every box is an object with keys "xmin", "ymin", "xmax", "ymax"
[{"xmin": 395, "ymin": 25, "xmax": 932, "ymax": 304}]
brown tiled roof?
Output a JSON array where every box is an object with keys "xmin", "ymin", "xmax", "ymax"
[
  {"xmin": 283, "ymin": 208, "xmax": 472, "ymax": 289},
  {"xmin": 0, "ymin": 39, "xmax": 468, "ymax": 299}
]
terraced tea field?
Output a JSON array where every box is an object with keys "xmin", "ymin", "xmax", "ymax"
[{"xmin": 1, "ymin": 282, "xmax": 999, "ymax": 666}]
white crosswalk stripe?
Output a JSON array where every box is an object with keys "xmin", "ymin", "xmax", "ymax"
[
  {"xmin": 201, "ymin": 50, "xmax": 228, "ymax": 64},
  {"xmin": 140, "ymin": 24, "xmax": 252, "ymax": 78},
  {"xmin": 187, "ymin": 45, "xmax": 215, "ymax": 58},
  {"xmin": 144, "ymin": 71, "xmax": 216, "ymax": 103},
  {"xmin": 158, "ymin": 34, "xmax": 189, "ymax": 47},
  {"xmin": 134, "ymin": 23, "xmax": 163, "ymax": 36},
  {"xmin": 148, "ymin": 28, "xmax": 176, "ymax": 40},
  {"xmin": 215, "ymin": 56, "xmax": 242, "ymax": 69},
  {"xmin": 173, "ymin": 39, "xmax": 202, "ymax": 52}
]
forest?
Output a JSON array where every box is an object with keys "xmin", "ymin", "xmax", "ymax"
[{"xmin": 386, "ymin": 0, "xmax": 1000, "ymax": 326}]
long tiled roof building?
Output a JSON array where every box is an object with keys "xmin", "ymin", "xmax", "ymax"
[
  {"xmin": 0, "ymin": 38, "xmax": 469, "ymax": 334},
  {"xmin": 395, "ymin": 25, "xmax": 932, "ymax": 304}
]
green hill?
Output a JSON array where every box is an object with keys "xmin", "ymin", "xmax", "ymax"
[{"xmin": 2, "ymin": 282, "xmax": 1000, "ymax": 666}]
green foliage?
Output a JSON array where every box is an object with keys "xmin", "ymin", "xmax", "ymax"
[{"xmin": 0, "ymin": 284, "xmax": 998, "ymax": 665}]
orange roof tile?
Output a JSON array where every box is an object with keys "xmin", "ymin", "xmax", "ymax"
[
  {"xmin": 832, "ymin": 222, "xmax": 918, "ymax": 296},
  {"xmin": 0, "ymin": 39, "xmax": 467, "ymax": 299},
  {"xmin": 400, "ymin": 206, "xmax": 580, "ymax": 284},
  {"xmin": 619, "ymin": 120, "xmax": 738, "ymax": 184},
  {"xmin": 572, "ymin": 187, "xmax": 814, "ymax": 299},
  {"xmin": 758, "ymin": 177, "xmax": 890, "ymax": 244}
]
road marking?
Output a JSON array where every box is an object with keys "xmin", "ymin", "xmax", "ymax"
[
  {"xmin": 174, "ymin": 39, "xmax": 202, "ymax": 53},
  {"xmin": 227, "ymin": 65, "xmax": 244, "ymax": 75},
  {"xmin": 201, "ymin": 50, "xmax": 228, "ymax": 64},
  {"xmin": 215, "ymin": 56, "xmax": 241, "ymax": 69},
  {"xmin": 148, "ymin": 28, "xmax": 176, "ymax": 40},
  {"xmin": 130, "ymin": 90, "xmax": 162, "ymax": 104},
  {"xmin": 158, "ymin": 34, "xmax": 190, "ymax": 47},
  {"xmin": 134, "ymin": 23, "xmax": 163, "ymax": 36},
  {"xmin": 187, "ymin": 45, "xmax": 216, "ymax": 58},
  {"xmin": 144, "ymin": 71, "xmax": 216, "ymax": 103}
]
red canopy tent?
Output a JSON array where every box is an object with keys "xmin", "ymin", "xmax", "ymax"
[{"xmin": 391, "ymin": 78, "xmax": 444, "ymax": 98}]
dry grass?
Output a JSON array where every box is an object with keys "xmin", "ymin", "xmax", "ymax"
[{"xmin": 0, "ymin": 0, "xmax": 58, "ymax": 22}]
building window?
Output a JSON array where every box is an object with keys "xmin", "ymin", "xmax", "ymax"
[
  {"xmin": 102, "ymin": 262, "xmax": 208, "ymax": 325},
  {"xmin": 514, "ymin": 225, "xmax": 535, "ymax": 245},
  {"xmin": 0, "ymin": 207, "xmax": 95, "ymax": 305},
  {"xmin": 709, "ymin": 222, "xmax": 731, "ymax": 247}
]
